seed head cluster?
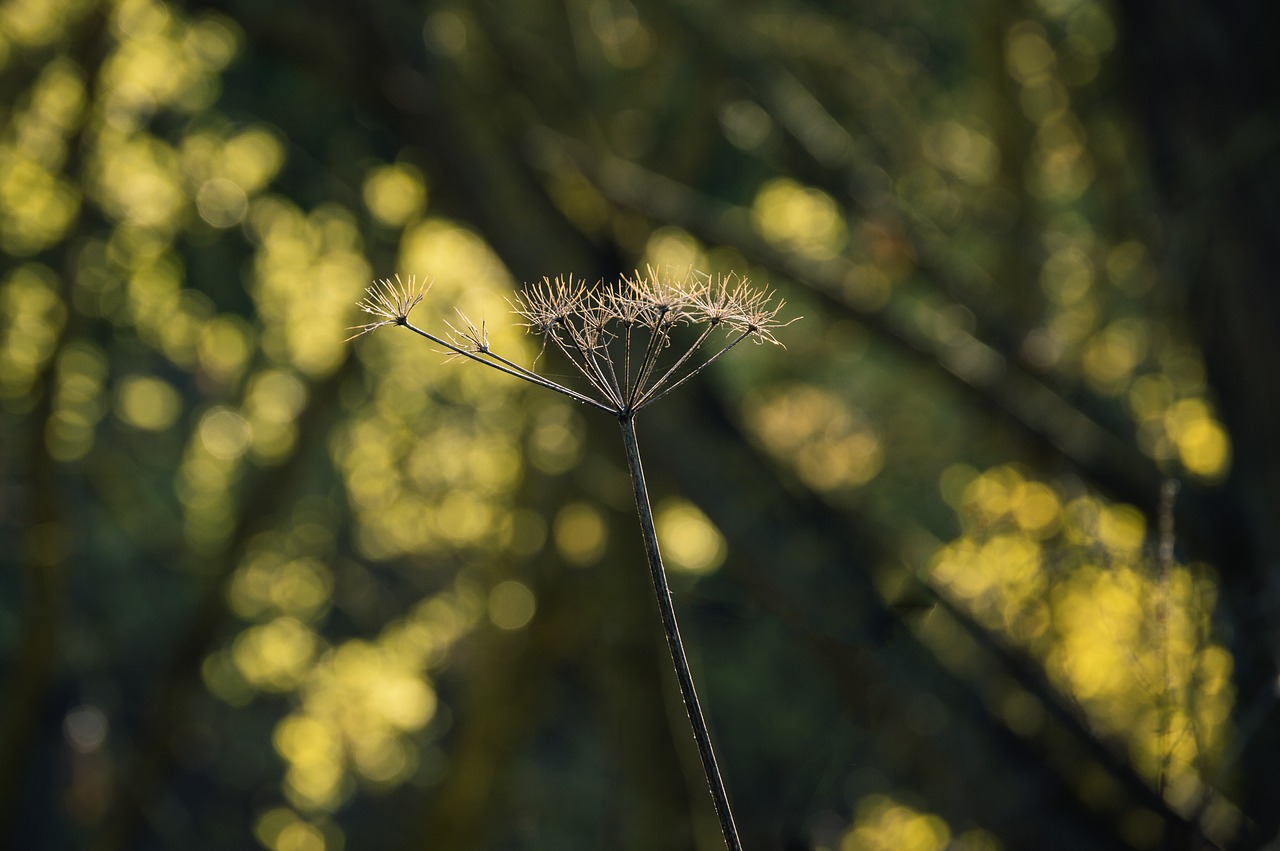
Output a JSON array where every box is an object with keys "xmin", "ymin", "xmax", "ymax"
[{"xmin": 349, "ymin": 267, "xmax": 794, "ymax": 416}]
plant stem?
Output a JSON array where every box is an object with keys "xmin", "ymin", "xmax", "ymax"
[
  {"xmin": 617, "ymin": 413, "xmax": 743, "ymax": 851},
  {"xmin": 636, "ymin": 329, "xmax": 751, "ymax": 412},
  {"xmin": 401, "ymin": 322, "xmax": 618, "ymax": 415}
]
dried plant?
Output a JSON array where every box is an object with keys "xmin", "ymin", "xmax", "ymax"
[{"xmin": 350, "ymin": 267, "xmax": 796, "ymax": 851}]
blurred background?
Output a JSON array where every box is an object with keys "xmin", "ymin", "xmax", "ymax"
[{"xmin": 2, "ymin": 0, "xmax": 1278, "ymax": 849}]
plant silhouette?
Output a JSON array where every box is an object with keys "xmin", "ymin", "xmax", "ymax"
[{"xmin": 350, "ymin": 268, "xmax": 795, "ymax": 851}]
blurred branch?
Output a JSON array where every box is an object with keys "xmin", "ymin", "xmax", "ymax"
[
  {"xmin": 655, "ymin": 1, "xmax": 1040, "ymax": 340},
  {"xmin": 87, "ymin": 359, "xmax": 354, "ymax": 851},
  {"xmin": 646, "ymin": 388, "xmax": 1228, "ymax": 850},
  {"xmin": 180, "ymin": 0, "xmax": 610, "ymax": 282},
  {"xmin": 1113, "ymin": 1, "xmax": 1280, "ymax": 839},
  {"xmin": 0, "ymin": 286, "xmax": 68, "ymax": 843},
  {"xmin": 0, "ymin": 7, "xmax": 109, "ymax": 838},
  {"xmin": 532, "ymin": 133, "xmax": 1163, "ymax": 511},
  {"xmin": 645, "ymin": 0, "xmax": 1246, "ymax": 590},
  {"xmin": 408, "ymin": 592, "xmax": 556, "ymax": 851}
]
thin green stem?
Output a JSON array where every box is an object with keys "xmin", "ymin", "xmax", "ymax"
[{"xmin": 618, "ymin": 413, "xmax": 743, "ymax": 851}]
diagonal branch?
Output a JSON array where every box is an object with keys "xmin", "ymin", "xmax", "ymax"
[
  {"xmin": 648, "ymin": 387, "xmax": 1231, "ymax": 851},
  {"xmin": 531, "ymin": 135, "xmax": 1167, "ymax": 518}
]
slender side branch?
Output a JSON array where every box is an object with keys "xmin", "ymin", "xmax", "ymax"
[
  {"xmin": 402, "ymin": 322, "xmax": 618, "ymax": 415},
  {"xmin": 618, "ymin": 413, "xmax": 743, "ymax": 851},
  {"xmin": 635, "ymin": 323, "xmax": 716, "ymax": 408},
  {"xmin": 623, "ymin": 321, "xmax": 635, "ymax": 396},
  {"xmin": 552, "ymin": 330, "xmax": 623, "ymax": 408},
  {"xmin": 627, "ymin": 321, "xmax": 673, "ymax": 408},
  {"xmin": 636, "ymin": 330, "xmax": 752, "ymax": 412},
  {"xmin": 484, "ymin": 347, "xmax": 560, "ymax": 388}
]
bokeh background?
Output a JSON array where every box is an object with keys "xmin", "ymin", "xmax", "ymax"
[{"xmin": 2, "ymin": 0, "xmax": 1278, "ymax": 849}]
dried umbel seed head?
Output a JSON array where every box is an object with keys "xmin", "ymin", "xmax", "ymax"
[
  {"xmin": 511, "ymin": 275, "xmax": 591, "ymax": 335},
  {"xmin": 688, "ymin": 272, "xmax": 792, "ymax": 344},
  {"xmin": 346, "ymin": 274, "xmax": 429, "ymax": 340},
  {"xmin": 350, "ymin": 267, "xmax": 796, "ymax": 415},
  {"xmin": 618, "ymin": 267, "xmax": 699, "ymax": 330},
  {"xmin": 509, "ymin": 268, "xmax": 791, "ymax": 346},
  {"xmin": 444, "ymin": 309, "xmax": 490, "ymax": 357}
]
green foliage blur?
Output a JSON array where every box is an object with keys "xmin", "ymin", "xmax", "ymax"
[{"xmin": 2, "ymin": 0, "xmax": 1277, "ymax": 849}]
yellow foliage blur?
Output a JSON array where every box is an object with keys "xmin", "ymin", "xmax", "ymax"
[
  {"xmin": 931, "ymin": 464, "xmax": 1233, "ymax": 800},
  {"xmin": 270, "ymin": 578, "xmax": 482, "ymax": 812},
  {"xmin": 745, "ymin": 384, "xmax": 884, "ymax": 495},
  {"xmin": 752, "ymin": 177, "xmax": 848, "ymax": 260},
  {"xmin": 837, "ymin": 795, "xmax": 951, "ymax": 851},
  {"xmin": 0, "ymin": 0, "xmax": 1257, "ymax": 847},
  {"xmin": 656, "ymin": 498, "xmax": 726, "ymax": 574}
]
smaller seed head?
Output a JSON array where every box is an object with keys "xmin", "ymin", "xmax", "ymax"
[
  {"xmin": 620, "ymin": 266, "xmax": 698, "ymax": 330},
  {"xmin": 347, "ymin": 274, "xmax": 429, "ymax": 340},
  {"xmin": 444, "ymin": 309, "xmax": 490, "ymax": 357},
  {"xmin": 512, "ymin": 275, "xmax": 592, "ymax": 336},
  {"xmin": 688, "ymin": 272, "xmax": 795, "ymax": 344}
]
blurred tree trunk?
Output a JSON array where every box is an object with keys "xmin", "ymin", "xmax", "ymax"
[{"xmin": 1115, "ymin": 1, "xmax": 1280, "ymax": 841}]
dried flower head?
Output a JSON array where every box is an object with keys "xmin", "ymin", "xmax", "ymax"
[
  {"xmin": 690, "ymin": 273, "xmax": 795, "ymax": 344},
  {"xmin": 351, "ymin": 267, "xmax": 794, "ymax": 414},
  {"xmin": 444, "ymin": 309, "xmax": 490, "ymax": 357},
  {"xmin": 619, "ymin": 266, "xmax": 697, "ymax": 329},
  {"xmin": 346, "ymin": 275, "xmax": 429, "ymax": 341},
  {"xmin": 511, "ymin": 275, "xmax": 591, "ymax": 335}
]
